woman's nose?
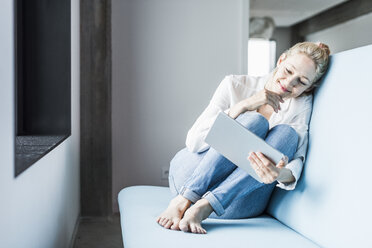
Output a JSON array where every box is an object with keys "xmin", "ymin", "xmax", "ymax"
[
  {"xmin": 283, "ymin": 77, "xmax": 297, "ymax": 88},
  {"xmin": 281, "ymin": 79, "xmax": 293, "ymax": 89}
]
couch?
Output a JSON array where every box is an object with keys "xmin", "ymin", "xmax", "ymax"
[{"xmin": 118, "ymin": 44, "xmax": 372, "ymax": 248}]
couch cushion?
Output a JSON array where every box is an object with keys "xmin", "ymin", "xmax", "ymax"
[
  {"xmin": 267, "ymin": 44, "xmax": 372, "ymax": 248},
  {"xmin": 119, "ymin": 186, "xmax": 318, "ymax": 248}
]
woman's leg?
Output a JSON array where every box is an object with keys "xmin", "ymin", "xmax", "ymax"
[
  {"xmin": 203, "ymin": 124, "xmax": 299, "ymax": 219},
  {"xmin": 179, "ymin": 112, "xmax": 270, "ymax": 203},
  {"xmin": 157, "ymin": 112, "xmax": 269, "ymax": 230},
  {"xmin": 168, "ymin": 147, "xmax": 208, "ymax": 197},
  {"xmin": 178, "ymin": 124, "xmax": 299, "ymax": 233},
  {"xmin": 157, "ymin": 147, "xmax": 206, "ymax": 230}
]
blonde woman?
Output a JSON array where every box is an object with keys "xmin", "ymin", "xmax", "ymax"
[{"xmin": 157, "ymin": 42, "xmax": 330, "ymax": 234}]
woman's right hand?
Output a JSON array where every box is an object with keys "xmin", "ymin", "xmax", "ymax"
[{"xmin": 228, "ymin": 89, "xmax": 284, "ymax": 119}]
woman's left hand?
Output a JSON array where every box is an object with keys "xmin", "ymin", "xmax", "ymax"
[{"xmin": 247, "ymin": 152, "xmax": 289, "ymax": 184}]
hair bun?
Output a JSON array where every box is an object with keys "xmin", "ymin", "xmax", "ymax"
[{"xmin": 316, "ymin": 42, "xmax": 331, "ymax": 56}]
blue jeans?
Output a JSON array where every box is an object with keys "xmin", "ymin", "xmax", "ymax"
[{"xmin": 169, "ymin": 112, "xmax": 298, "ymax": 219}]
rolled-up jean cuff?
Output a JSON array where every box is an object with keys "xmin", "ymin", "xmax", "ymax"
[
  {"xmin": 202, "ymin": 191, "xmax": 225, "ymax": 216},
  {"xmin": 179, "ymin": 186, "xmax": 201, "ymax": 203}
]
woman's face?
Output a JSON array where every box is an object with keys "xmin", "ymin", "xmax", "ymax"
[{"xmin": 265, "ymin": 53, "xmax": 317, "ymax": 99}]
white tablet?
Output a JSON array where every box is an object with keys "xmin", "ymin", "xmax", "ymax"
[{"xmin": 205, "ymin": 112, "xmax": 285, "ymax": 183}]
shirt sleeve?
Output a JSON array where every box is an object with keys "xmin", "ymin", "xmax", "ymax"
[
  {"xmin": 276, "ymin": 107, "xmax": 312, "ymax": 190},
  {"xmin": 185, "ymin": 76, "xmax": 233, "ymax": 153}
]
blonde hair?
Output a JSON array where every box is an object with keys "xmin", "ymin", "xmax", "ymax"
[{"xmin": 284, "ymin": 41, "xmax": 330, "ymax": 87}]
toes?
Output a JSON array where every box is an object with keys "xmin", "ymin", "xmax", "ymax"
[
  {"xmin": 156, "ymin": 217, "xmax": 162, "ymax": 225},
  {"xmin": 164, "ymin": 219, "xmax": 173, "ymax": 229},
  {"xmin": 163, "ymin": 219, "xmax": 170, "ymax": 227},
  {"xmin": 190, "ymin": 224, "xmax": 197, "ymax": 233},
  {"xmin": 170, "ymin": 224, "xmax": 179, "ymax": 230},
  {"xmin": 170, "ymin": 219, "xmax": 180, "ymax": 230},
  {"xmin": 156, "ymin": 216, "xmax": 164, "ymax": 224},
  {"xmin": 158, "ymin": 217, "xmax": 164, "ymax": 225},
  {"xmin": 179, "ymin": 220, "xmax": 189, "ymax": 232},
  {"xmin": 160, "ymin": 218, "xmax": 168, "ymax": 226},
  {"xmin": 189, "ymin": 225, "xmax": 206, "ymax": 234}
]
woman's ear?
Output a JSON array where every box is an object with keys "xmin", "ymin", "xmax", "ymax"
[{"xmin": 276, "ymin": 53, "xmax": 287, "ymax": 67}]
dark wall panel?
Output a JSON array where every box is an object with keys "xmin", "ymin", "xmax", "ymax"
[
  {"xmin": 17, "ymin": 0, "xmax": 71, "ymax": 135},
  {"xmin": 15, "ymin": 0, "xmax": 71, "ymax": 176},
  {"xmin": 80, "ymin": 0, "xmax": 112, "ymax": 216}
]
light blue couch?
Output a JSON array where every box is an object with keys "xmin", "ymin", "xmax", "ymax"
[{"xmin": 118, "ymin": 44, "xmax": 372, "ymax": 248}]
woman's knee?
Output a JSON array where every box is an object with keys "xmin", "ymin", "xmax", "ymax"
[
  {"xmin": 235, "ymin": 112, "xmax": 269, "ymax": 138},
  {"xmin": 265, "ymin": 124, "xmax": 299, "ymax": 159},
  {"xmin": 169, "ymin": 148, "xmax": 203, "ymax": 176},
  {"xmin": 169, "ymin": 148, "xmax": 206, "ymax": 195},
  {"xmin": 270, "ymin": 124, "xmax": 298, "ymax": 143}
]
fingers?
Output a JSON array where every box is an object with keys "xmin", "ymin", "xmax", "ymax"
[
  {"xmin": 277, "ymin": 156, "xmax": 288, "ymax": 168},
  {"xmin": 283, "ymin": 155, "xmax": 289, "ymax": 164},
  {"xmin": 248, "ymin": 155, "xmax": 265, "ymax": 179},
  {"xmin": 251, "ymin": 152, "xmax": 271, "ymax": 175},
  {"xmin": 276, "ymin": 160, "xmax": 286, "ymax": 169},
  {"xmin": 256, "ymin": 152, "xmax": 275, "ymax": 166},
  {"xmin": 269, "ymin": 93, "xmax": 284, "ymax": 104},
  {"xmin": 276, "ymin": 156, "xmax": 288, "ymax": 169},
  {"xmin": 266, "ymin": 94, "xmax": 282, "ymax": 112},
  {"xmin": 265, "ymin": 88, "xmax": 284, "ymax": 102},
  {"xmin": 264, "ymin": 90, "xmax": 283, "ymax": 112},
  {"xmin": 248, "ymin": 152, "xmax": 279, "ymax": 183},
  {"xmin": 267, "ymin": 99, "xmax": 280, "ymax": 113}
]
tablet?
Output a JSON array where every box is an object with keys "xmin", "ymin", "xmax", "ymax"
[{"xmin": 205, "ymin": 112, "xmax": 285, "ymax": 183}]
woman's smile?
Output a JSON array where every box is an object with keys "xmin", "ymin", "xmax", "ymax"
[{"xmin": 276, "ymin": 80, "xmax": 290, "ymax": 94}]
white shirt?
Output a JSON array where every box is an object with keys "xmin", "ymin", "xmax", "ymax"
[{"xmin": 185, "ymin": 74, "xmax": 313, "ymax": 190}]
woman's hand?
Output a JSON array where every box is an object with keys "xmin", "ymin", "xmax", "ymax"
[
  {"xmin": 228, "ymin": 89, "xmax": 284, "ymax": 119},
  {"xmin": 247, "ymin": 152, "xmax": 294, "ymax": 184}
]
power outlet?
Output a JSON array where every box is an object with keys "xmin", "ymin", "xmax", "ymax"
[{"xmin": 161, "ymin": 166, "xmax": 169, "ymax": 180}]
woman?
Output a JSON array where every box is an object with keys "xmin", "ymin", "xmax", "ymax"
[{"xmin": 156, "ymin": 42, "xmax": 330, "ymax": 234}]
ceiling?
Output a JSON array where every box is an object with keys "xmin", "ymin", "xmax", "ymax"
[{"xmin": 250, "ymin": 0, "xmax": 348, "ymax": 27}]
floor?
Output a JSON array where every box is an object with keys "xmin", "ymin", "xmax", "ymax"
[{"xmin": 73, "ymin": 214, "xmax": 123, "ymax": 248}]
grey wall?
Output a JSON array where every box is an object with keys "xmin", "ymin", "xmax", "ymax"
[
  {"xmin": 272, "ymin": 27, "xmax": 292, "ymax": 61},
  {"xmin": 0, "ymin": 0, "xmax": 80, "ymax": 247},
  {"xmin": 306, "ymin": 12, "xmax": 372, "ymax": 54},
  {"xmin": 112, "ymin": 0, "xmax": 249, "ymax": 212}
]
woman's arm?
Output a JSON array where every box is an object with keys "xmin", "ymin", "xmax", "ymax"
[
  {"xmin": 248, "ymin": 152, "xmax": 295, "ymax": 184},
  {"xmin": 186, "ymin": 76, "xmax": 233, "ymax": 153},
  {"xmin": 228, "ymin": 88, "xmax": 284, "ymax": 119},
  {"xmin": 247, "ymin": 106, "xmax": 312, "ymax": 189}
]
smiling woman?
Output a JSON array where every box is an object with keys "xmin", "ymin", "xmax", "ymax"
[
  {"xmin": 265, "ymin": 53, "xmax": 316, "ymax": 98},
  {"xmin": 156, "ymin": 41, "xmax": 330, "ymax": 234}
]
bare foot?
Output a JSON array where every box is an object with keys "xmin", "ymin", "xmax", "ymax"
[
  {"xmin": 179, "ymin": 198, "xmax": 213, "ymax": 234},
  {"xmin": 156, "ymin": 195, "xmax": 191, "ymax": 230}
]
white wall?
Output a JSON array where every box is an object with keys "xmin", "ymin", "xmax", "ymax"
[
  {"xmin": 112, "ymin": 0, "xmax": 249, "ymax": 212},
  {"xmin": 0, "ymin": 1, "xmax": 80, "ymax": 247},
  {"xmin": 306, "ymin": 12, "xmax": 372, "ymax": 54}
]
